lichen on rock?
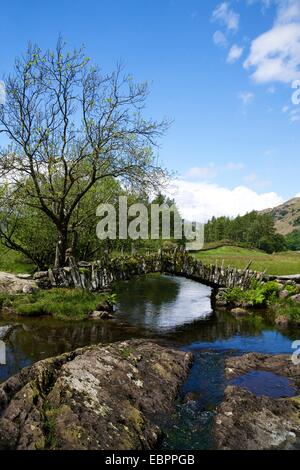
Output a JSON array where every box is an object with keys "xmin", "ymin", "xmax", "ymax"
[{"xmin": 0, "ymin": 340, "xmax": 192, "ymax": 450}]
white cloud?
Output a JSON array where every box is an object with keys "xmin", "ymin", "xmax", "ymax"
[
  {"xmin": 238, "ymin": 91, "xmax": 255, "ymax": 104},
  {"xmin": 244, "ymin": 23, "xmax": 300, "ymax": 83},
  {"xmin": 185, "ymin": 162, "xmax": 244, "ymax": 179},
  {"xmin": 185, "ymin": 164, "xmax": 217, "ymax": 179},
  {"xmin": 165, "ymin": 180, "xmax": 283, "ymax": 222},
  {"xmin": 227, "ymin": 44, "xmax": 244, "ymax": 63},
  {"xmin": 211, "ymin": 2, "xmax": 240, "ymax": 31},
  {"xmin": 244, "ymin": 172, "xmax": 271, "ymax": 188},
  {"xmin": 295, "ymin": 192, "xmax": 300, "ymax": 196},
  {"xmin": 248, "ymin": 0, "xmax": 300, "ymax": 19},
  {"xmin": 213, "ymin": 30, "xmax": 228, "ymax": 47},
  {"xmin": 276, "ymin": 0, "xmax": 300, "ymax": 24},
  {"xmin": 244, "ymin": 1, "xmax": 300, "ymax": 83},
  {"xmin": 0, "ymin": 81, "xmax": 6, "ymax": 105}
]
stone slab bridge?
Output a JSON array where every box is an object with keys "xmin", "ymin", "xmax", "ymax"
[{"xmin": 34, "ymin": 249, "xmax": 266, "ymax": 291}]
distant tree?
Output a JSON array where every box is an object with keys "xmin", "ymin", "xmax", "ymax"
[
  {"xmin": 0, "ymin": 38, "xmax": 169, "ymax": 267},
  {"xmin": 285, "ymin": 230, "xmax": 300, "ymax": 251},
  {"xmin": 204, "ymin": 211, "xmax": 286, "ymax": 253},
  {"xmin": 257, "ymin": 234, "xmax": 286, "ymax": 254}
]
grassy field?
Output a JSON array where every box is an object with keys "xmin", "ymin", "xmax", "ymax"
[{"xmin": 193, "ymin": 245, "xmax": 300, "ymax": 276}]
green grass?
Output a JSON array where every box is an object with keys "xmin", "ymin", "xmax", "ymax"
[
  {"xmin": 0, "ymin": 245, "xmax": 35, "ymax": 274},
  {"xmin": 1, "ymin": 288, "xmax": 113, "ymax": 321},
  {"xmin": 194, "ymin": 245, "xmax": 300, "ymax": 276},
  {"xmin": 272, "ymin": 299, "xmax": 300, "ymax": 326}
]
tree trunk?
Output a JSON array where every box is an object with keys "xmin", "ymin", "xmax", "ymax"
[{"xmin": 54, "ymin": 229, "xmax": 68, "ymax": 268}]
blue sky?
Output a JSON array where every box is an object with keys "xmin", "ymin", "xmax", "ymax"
[{"xmin": 1, "ymin": 0, "xmax": 300, "ymax": 220}]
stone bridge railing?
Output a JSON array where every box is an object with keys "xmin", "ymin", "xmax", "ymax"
[{"xmin": 34, "ymin": 249, "xmax": 265, "ymax": 291}]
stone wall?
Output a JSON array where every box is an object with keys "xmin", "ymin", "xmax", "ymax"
[{"xmin": 34, "ymin": 249, "xmax": 265, "ymax": 291}]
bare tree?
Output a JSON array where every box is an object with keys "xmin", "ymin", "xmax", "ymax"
[{"xmin": 0, "ymin": 38, "xmax": 169, "ymax": 267}]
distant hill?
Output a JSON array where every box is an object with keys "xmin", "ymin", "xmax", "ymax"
[{"xmin": 260, "ymin": 197, "xmax": 300, "ymax": 235}]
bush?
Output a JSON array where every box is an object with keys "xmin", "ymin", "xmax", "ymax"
[
  {"xmin": 285, "ymin": 230, "xmax": 300, "ymax": 251},
  {"xmin": 285, "ymin": 284, "xmax": 298, "ymax": 296},
  {"xmin": 224, "ymin": 281, "xmax": 280, "ymax": 307}
]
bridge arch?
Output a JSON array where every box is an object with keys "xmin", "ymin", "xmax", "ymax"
[{"xmin": 36, "ymin": 250, "xmax": 264, "ymax": 291}]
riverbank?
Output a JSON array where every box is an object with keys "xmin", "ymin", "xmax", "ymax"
[
  {"xmin": 216, "ymin": 279, "xmax": 300, "ymax": 327},
  {"xmin": 0, "ymin": 287, "xmax": 115, "ymax": 321}
]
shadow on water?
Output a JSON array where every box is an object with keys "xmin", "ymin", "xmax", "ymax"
[{"xmin": 1, "ymin": 273, "xmax": 300, "ymax": 449}]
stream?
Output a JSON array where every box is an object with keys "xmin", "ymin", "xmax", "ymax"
[{"xmin": 1, "ymin": 273, "xmax": 300, "ymax": 449}]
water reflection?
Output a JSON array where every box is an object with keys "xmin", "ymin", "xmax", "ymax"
[
  {"xmin": 1, "ymin": 274, "xmax": 300, "ymax": 386},
  {"xmin": 115, "ymin": 274, "xmax": 213, "ymax": 332},
  {"xmin": 229, "ymin": 371, "xmax": 297, "ymax": 398}
]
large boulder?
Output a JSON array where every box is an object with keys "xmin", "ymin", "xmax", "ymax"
[
  {"xmin": 0, "ymin": 340, "xmax": 192, "ymax": 450},
  {"xmin": 214, "ymin": 353, "xmax": 300, "ymax": 450},
  {"xmin": 0, "ymin": 272, "xmax": 38, "ymax": 295}
]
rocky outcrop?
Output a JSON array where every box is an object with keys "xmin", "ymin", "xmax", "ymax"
[
  {"xmin": 214, "ymin": 353, "xmax": 300, "ymax": 450},
  {"xmin": 224, "ymin": 353, "xmax": 300, "ymax": 386},
  {"xmin": 0, "ymin": 340, "xmax": 192, "ymax": 450},
  {"xmin": 0, "ymin": 272, "xmax": 38, "ymax": 294}
]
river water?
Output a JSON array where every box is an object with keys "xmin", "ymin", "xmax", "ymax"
[{"xmin": 0, "ymin": 273, "xmax": 299, "ymax": 449}]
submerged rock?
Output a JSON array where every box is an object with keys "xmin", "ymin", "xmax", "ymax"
[
  {"xmin": 183, "ymin": 391, "xmax": 201, "ymax": 403},
  {"xmin": 89, "ymin": 310, "xmax": 114, "ymax": 320},
  {"xmin": 214, "ymin": 353, "xmax": 300, "ymax": 450},
  {"xmin": 0, "ymin": 339, "xmax": 192, "ymax": 450},
  {"xmin": 275, "ymin": 315, "xmax": 290, "ymax": 327},
  {"xmin": 231, "ymin": 307, "xmax": 250, "ymax": 318}
]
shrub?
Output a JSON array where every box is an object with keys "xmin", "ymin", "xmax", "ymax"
[
  {"xmin": 285, "ymin": 284, "xmax": 298, "ymax": 296},
  {"xmin": 224, "ymin": 281, "xmax": 280, "ymax": 307}
]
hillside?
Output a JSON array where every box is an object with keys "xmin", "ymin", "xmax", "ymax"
[{"xmin": 260, "ymin": 197, "xmax": 300, "ymax": 235}]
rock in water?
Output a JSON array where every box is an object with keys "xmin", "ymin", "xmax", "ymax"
[
  {"xmin": 230, "ymin": 307, "xmax": 250, "ymax": 318},
  {"xmin": 0, "ymin": 340, "xmax": 192, "ymax": 450},
  {"xmin": 214, "ymin": 353, "xmax": 300, "ymax": 450}
]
